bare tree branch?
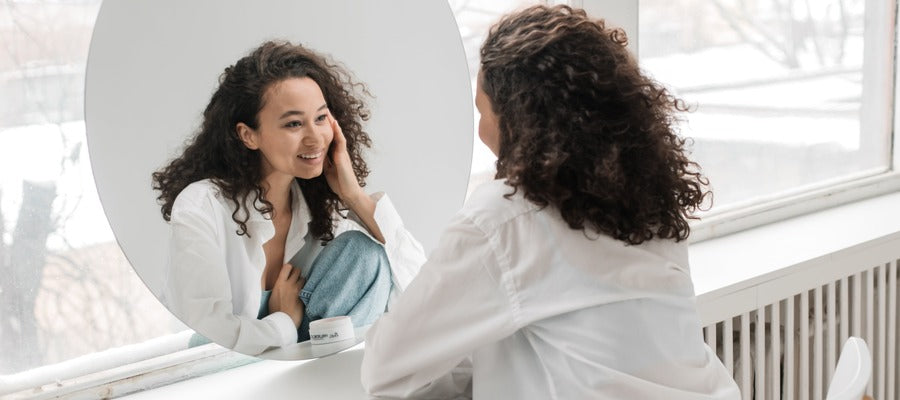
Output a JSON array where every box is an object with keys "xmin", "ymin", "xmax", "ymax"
[{"xmin": 711, "ymin": 0, "xmax": 797, "ymax": 68}]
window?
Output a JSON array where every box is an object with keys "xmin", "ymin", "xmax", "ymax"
[
  {"xmin": 0, "ymin": 0, "xmax": 186, "ymax": 383},
  {"xmin": 539, "ymin": 0, "xmax": 899, "ymax": 238},
  {"xmin": 637, "ymin": 0, "xmax": 895, "ymax": 215}
]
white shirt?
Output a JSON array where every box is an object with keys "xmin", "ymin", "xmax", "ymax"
[
  {"xmin": 361, "ymin": 180, "xmax": 740, "ymax": 399},
  {"xmin": 162, "ymin": 179, "xmax": 425, "ymax": 356}
]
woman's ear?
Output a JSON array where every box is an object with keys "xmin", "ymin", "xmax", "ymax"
[{"xmin": 236, "ymin": 122, "xmax": 259, "ymax": 150}]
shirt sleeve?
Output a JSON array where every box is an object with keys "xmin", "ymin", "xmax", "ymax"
[
  {"xmin": 360, "ymin": 212, "xmax": 519, "ymax": 398},
  {"xmin": 361, "ymin": 192, "xmax": 427, "ymax": 292},
  {"xmin": 165, "ymin": 197, "xmax": 298, "ymax": 355}
]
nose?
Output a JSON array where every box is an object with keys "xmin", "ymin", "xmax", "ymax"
[{"xmin": 300, "ymin": 126, "xmax": 325, "ymax": 148}]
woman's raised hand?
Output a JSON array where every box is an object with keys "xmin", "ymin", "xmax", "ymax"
[
  {"xmin": 324, "ymin": 114, "xmax": 365, "ymax": 205},
  {"xmin": 323, "ymin": 114, "xmax": 384, "ymax": 242},
  {"xmin": 268, "ymin": 263, "xmax": 305, "ymax": 328}
]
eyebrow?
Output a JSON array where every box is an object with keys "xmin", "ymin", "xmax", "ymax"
[{"xmin": 279, "ymin": 104, "xmax": 328, "ymax": 119}]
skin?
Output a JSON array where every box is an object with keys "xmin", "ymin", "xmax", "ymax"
[
  {"xmin": 475, "ymin": 72, "xmax": 500, "ymax": 157},
  {"xmin": 236, "ymin": 77, "xmax": 384, "ymax": 328}
]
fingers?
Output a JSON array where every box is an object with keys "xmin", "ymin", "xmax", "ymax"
[
  {"xmin": 278, "ymin": 262, "xmax": 293, "ymax": 280},
  {"xmin": 278, "ymin": 263, "xmax": 303, "ymax": 285},
  {"xmin": 328, "ymin": 114, "xmax": 346, "ymax": 146},
  {"xmin": 287, "ymin": 264, "xmax": 303, "ymax": 282}
]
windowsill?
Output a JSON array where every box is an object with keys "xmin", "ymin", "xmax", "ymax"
[
  {"xmin": 119, "ymin": 343, "xmax": 369, "ymax": 400},
  {"xmin": 52, "ymin": 189, "xmax": 900, "ymax": 400},
  {"xmin": 691, "ymin": 189, "xmax": 900, "ymax": 325}
]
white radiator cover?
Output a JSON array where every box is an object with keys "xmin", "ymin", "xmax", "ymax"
[{"xmin": 700, "ymin": 236, "xmax": 899, "ymax": 400}]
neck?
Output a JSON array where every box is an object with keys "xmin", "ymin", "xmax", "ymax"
[{"xmin": 261, "ymin": 174, "xmax": 293, "ymax": 217}]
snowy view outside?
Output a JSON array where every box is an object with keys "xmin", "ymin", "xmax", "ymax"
[
  {"xmin": 0, "ymin": 0, "xmax": 184, "ymax": 375},
  {"xmin": 0, "ymin": 0, "xmax": 892, "ymax": 377},
  {"xmin": 639, "ymin": 0, "xmax": 889, "ymax": 209}
]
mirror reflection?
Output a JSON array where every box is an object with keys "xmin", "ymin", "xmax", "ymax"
[
  {"xmin": 84, "ymin": 0, "xmax": 472, "ymax": 360},
  {"xmin": 151, "ymin": 41, "xmax": 425, "ymax": 356}
]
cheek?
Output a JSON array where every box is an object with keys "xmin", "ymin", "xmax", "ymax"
[
  {"xmin": 314, "ymin": 125, "xmax": 333, "ymax": 147},
  {"xmin": 478, "ymin": 116, "xmax": 496, "ymax": 144},
  {"xmin": 324, "ymin": 128, "xmax": 334, "ymax": 147},
  {"xmin": 477, "ymin": 118, "xmax": 487, "ymax": 141}
]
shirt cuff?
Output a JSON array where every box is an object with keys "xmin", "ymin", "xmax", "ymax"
[
  {"xmin": 262, "ymin": 311, "xmax": 299, "ymax": 347},
  {"xmin": 371, "ymin": 192, "xmax": 404, "ymax": 243}
]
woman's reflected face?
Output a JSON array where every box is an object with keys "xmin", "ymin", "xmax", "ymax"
[{"xmin": 239, "ymin": 77, "xmax": 334, "ymax": 180}]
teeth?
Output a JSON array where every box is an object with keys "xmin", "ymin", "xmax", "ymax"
[{"xmin": 299, "ymin": 152, "xmax": 321, "ymax": 159}]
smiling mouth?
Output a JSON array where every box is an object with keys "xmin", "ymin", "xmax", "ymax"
[{"xmin": 298, "ymin": 152, "xmax": 323, "ymax": 160}]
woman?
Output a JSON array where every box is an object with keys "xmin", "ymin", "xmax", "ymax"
[
  {"xmin": 361, "ymin": 6, "xmax": 739, "ymax": 399},
  {"xmin": 152, "ymin": 41, "xmax": 424, "ymax": 355}
]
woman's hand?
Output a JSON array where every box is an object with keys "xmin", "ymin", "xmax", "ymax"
[
  {"xmin": 324, "ymin": 114, "xmax": 366, "ymax": 206},
  {"xmin": 324, "ymin": 114, "xmax": 385, "ymax": 243},
  {"xmin": 268, "ymin": 263, "xmax": 305, "ymax": 328}
]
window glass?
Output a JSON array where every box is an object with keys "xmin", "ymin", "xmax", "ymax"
[
  {"xmin": 0, "ymin": 0, "xmax": 184, "ymax": 375},
  {"xmin": 638, "ymin": 0, "xmax": 891, "ymax": 210}
]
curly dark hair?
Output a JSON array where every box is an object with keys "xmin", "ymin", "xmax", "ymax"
[
  {"xmin": 480, "ymin": 5, "xmax": 710, "ymax": 245},
  {"xmin": 152, "ymin": 40, "xmax": 371, "ymax": 241}
]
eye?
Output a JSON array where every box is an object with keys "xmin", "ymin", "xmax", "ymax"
[
  {"xmin": 315, "ymin": 114, "xmax": 328, "ymax": 123},
  {"xmin": 285, "ymin": 120, "xmax": 302, "ymax": 128}
]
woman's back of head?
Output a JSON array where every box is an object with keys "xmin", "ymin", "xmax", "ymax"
[{"xmin": 479, "ymin": 5, "xmax": 710, "ymax": 245}]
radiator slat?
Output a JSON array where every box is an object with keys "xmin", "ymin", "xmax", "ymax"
[
  {"xmin": 756, "ymin": 307, "xmax": 765, "ymax": 400},
  {"xmin": 771, "ymin": 302, "xmax": 781, "ymax": 400},
  {"xmin": 827, "ymin": 281, "xmax": 836, "ymax": 386},
  {"xmin": 866, "ymin": 268, "xmax": 875, "ymax": 396},
  {"xmin": 840, "ymin": 277, "xmax": 849, "ymax": 350},
  {"xmin": 724, "ymin": 317, "xmax": 734, "ymax": 376},
  {"xmin": 814, "ymin": 287, "xmax": 823, "ymax": 400},
  {"xmin": 800, "ymin": 291, "xmax": 809, "ymax": 400},
  {"xmin": 742, "ymin": 312, "xmax": 751, "ymax": 400},
  {"xmin": 888, "ymin": 261, "xmax": 897, "ymax": 400},
  {"xmin": 786, "ymin": 296, "xmax": 795, "ymax": 400},
  {"xmin": 878, "ymin": 265, "xmax": 887, "ymax": 400},
  {"xmin": 853, "ymin": 273, "xmax": 862, "ymax": 338}
]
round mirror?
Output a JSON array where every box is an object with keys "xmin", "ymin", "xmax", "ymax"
[{"xmin": 85, "ymin": 0, "xmax": 472, "ymax": 359}]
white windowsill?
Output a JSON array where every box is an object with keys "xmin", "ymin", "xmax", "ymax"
[
  {"xmin": 691, "ymin": 189, "xmax": 900, "ymax": 325},
  {"xmin": 119, "ymin": 343, "xmax": 369, "ymax": 400}
]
